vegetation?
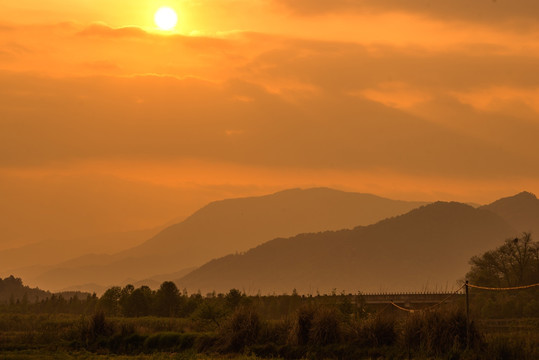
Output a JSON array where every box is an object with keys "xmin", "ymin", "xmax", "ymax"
[
  {"xmin": 0, "ymin": 290, "xmax": 537, "ymax": 359},
  {"xmin": 1, "ymin": 234, "xmax": 538, "ymax": 359},
  {"xmin": 0, "ymin": 306, "xmax": 479, "ymax": 359},
  {"xmin": 466, "ymin": 233, "xmax": 539, "ymax": 319},
  {"xmin": 467, "ymin": 233, "xmax": 539, "ymax": 288}
]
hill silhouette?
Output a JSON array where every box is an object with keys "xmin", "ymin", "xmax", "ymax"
[
  {"xmin": 120, "ymin": 188, "xmax": 427, "ymax": 262},
  {"xmin": 176, "ymin": 202, "xmax": 516, "ymax": 294},
  {"xmin": 24, "ymin": 188, "xmax": 426, "ymax": 291},
  {"xmin": 0, "ymin": 226, "xmax": 165, "ymax": 277},
  {"xmin": 0, "ymin": 275, "xmax": 50, "ymax": 303},
  {"xmin": 0, "ymin": 275, "xmax": 87, "ymax": 304},
  {"xmin": 481, "ymin": 191, "xmax": 539, "ymax": 235}
]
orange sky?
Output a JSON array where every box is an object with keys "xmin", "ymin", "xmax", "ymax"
[{"xmin": 1, "ymin": 0, "xmax": 539, "ymax": 248}]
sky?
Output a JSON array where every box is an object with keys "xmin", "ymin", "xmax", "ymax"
[{"xmin": 1, "ymin": 0, "xmax": 539, "ymax": 248}]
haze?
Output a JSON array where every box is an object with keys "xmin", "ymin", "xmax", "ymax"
[{"xmin": 2, "ymin": 0, "xmax": 539, "ymax": 250}]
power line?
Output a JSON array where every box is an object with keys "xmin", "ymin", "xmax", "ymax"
[
  {"xmin": 467, "ymin": 282, "xmax": 539, "ymax": 291},
  {"xmin": 390, "ymin": 284, "xmax": 465, "ymax": 313},
  {"xmin": 389, "ymin": 281, "xmax": 539, "ymax": 313}
]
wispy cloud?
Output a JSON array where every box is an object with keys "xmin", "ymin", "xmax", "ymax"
[
  {"xmin": 78, "ymin": 23, "xmax": 149, "ymax": 38},
  {"xmin": 274, "ymin": 0, "xmax": 539, "ymax": 26}
]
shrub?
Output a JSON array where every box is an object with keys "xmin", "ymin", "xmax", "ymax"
[
  {"xmin": 123, "ymin": 333, "xmax": 147, "ymax": 353},
  {"xmin": 158, "ymin": 332, "xmax": 183, "ymax": 349},
  {"xmin": 309, "ymin": 307, "xmax": 341, "ymax": 345},
  {"xmin": 179, "ymin": 333, "xmax": 197, "ymax": 350},
  {"xmin": 90, "ymin": 311, "xmax": 113, "ymax": 340},
  {"xmin": 289, "ymin": 305, "xmax": 315, "ymax": 345},
  {"xmin": 400, "ymin": 311, "xmax": 422, "ymax": 352},
  {"xmin": 259, "ymin": 318, "xmax": 291, "ymax": 345},
  {"xmin": 193, "ymin": 332, "xmax": 219, "ymax": 352},
  {"xmin": 486, "ymin": 336, "xmax": 527, "ymax": 360},
  {"xmin": 362, "ymin": 315, "xmax": 396, "ymax": 347},
  {"xmin": 219, "ymin": 306, "xmax": 261, "ymax": 352},
  {"xmin": 143, "ymin": 332, "xmax": 182, "ymax": 351},
  {"xmin": 400, "ymin": 309, "xmax": 481, "ymax": 356}
]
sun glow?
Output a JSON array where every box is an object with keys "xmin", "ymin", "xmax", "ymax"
[{"xmin": 154, "ymin": 7, "xmax": 178, "ymax": 31}]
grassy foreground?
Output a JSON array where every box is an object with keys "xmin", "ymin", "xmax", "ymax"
[
  {"xmin": 0, "ymin": 351, "xmax": 265, "ymax": 360},
  {"xmin": 0, "ymin": 309, "xmax": 537, "ymax": 360}
]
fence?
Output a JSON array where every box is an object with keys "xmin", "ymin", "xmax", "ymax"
[{"xmin": 383, "ymin": 281, "xmax": 539, "ymax": 347}]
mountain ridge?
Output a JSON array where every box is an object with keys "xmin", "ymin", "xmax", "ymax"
[
  {"xmin": 481, "ymin": 191, "xmax": 539, "ymax": 235},
  {"xmin": 175, "ymin": 201, "xmax": 517, "ymax": 294},
  {"xmin": 24, "ymin": 187, "xmax": 427, "ymax": 291}
]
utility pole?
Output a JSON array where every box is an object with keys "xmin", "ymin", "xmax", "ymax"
[{"xmin": 465, "ymin": 280, "xmax": 470, "ymax": 348}]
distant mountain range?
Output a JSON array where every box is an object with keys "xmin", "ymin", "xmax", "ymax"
[
  {"xmin": 9, "ymin": 188, "xmax": 426, "ymax": 292},
  {"xmin": 175, "ymin": 201, "xmax": 518, "ymax": 294},
  {"xmin": 173, "ymin": 191, "xmax": 539, "ymax": 294},
  {"xmin": 481, "ymin": 191, "xmax": 539, "ymax": 235},
  {"xmin": 5, "ymin": 189, "xmax": 539, "ymax": 295},
  {"xmin": 118, "ymin": 188, "xmax": 427, "ymax": 268},
  {"xmin": 0, "ymin": 226, "xmax": 165, "ymax": 275}
]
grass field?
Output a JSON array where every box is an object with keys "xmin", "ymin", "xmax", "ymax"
[
  {"xmin": 0, "ymin": 352, "xmax": 266, "ymax": 360},
  {"xmin": 0, "ymin": 311, "xmax": 537, "ymax": 359}
]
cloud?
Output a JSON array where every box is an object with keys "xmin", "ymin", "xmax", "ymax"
[
  {"xmin": 82, "ymin": 60, "xmax": 121, "ymax": 72},
  {"xmin": 2, "ymin": 28, "xmax": 539, "ymax": 177},
  {"xmin": 76, "ymin": 23, "xmax": 241, "ymax": 49},
  {"xmin": 242, "ymin": 39, "xmax": 539, "ymax": 93},
  {"xmin": 1, "ymin": 71, "xmax": 538, "ymax": 180},
  {"xmin": 0, "ymin": 41, "xmax": 32, "ymax": 62},
  {"xmin": 78, "ymin": 23, "xmax": 149, "ymax": 38},
  {"xmin": 0, "ymin": 22, "xmax": 253, "ymax": 80},
  {"xmin": 75, "ymin": 23, "xmax": 243, "ymax": 55},
  {"xmin": 0, "ymin": 24, "xmax": 14, "ymax": 32},
  {"xmin": 273, "ymin": 0, "xmax": 539, "ymax": 26}
]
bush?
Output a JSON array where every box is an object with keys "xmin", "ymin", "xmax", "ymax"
[
  {"xmin": 289, "ymin": 305, "xmax": 315, "ymax": 345},
  {"xmin": 219, "ymin": 306, "xmax": 261, "ymax": 352},
  {"xmin": 309, "ymin": 307, "xmax": 341, "ymax": 345},
  {"xmin": 361, "ymin": 315, "xmax": 396, "ymax": 347},
  {"xmin": 193, "ymin": 332, "xmax": 219, "ymax": 352},
  {"xmin": 90, "ymin": 311, "xmax": 113, "ymax": 340},
  {"xmin": 178, "ymin": 333, "xmax": 196, "ymax": 350},
  {"xmin": 486, "ymin": 336, "xmax": 527, "ymax": 360},
  {"xmin": 259, "ymin": 318, "xmax": 291, "ymax": 345},
  {"xmin": 123, "ymin": 333, "xmax": 147, "ymax": 353},
  {"xmin": 400, "ymin": 309, "xmax": 481, "ymax": 356},
  {"xmin": 400, "ymin": 311, "xmax": 422, "ymax": 351},
  {"xmin": 143, "ymin": 332, "xmax": 183, "ymax": 351},
  {"xmin": 72, "ymin": 312, "xmax": 114, "ymax": 347}
]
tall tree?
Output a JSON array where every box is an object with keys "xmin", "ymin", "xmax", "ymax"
[
  {"xmin": 467, "ymin": 233, "xmax": 539, "ymax": 287},
  {"xmin": 124, "ymin": 286, "xmax": 153, "ymax": 317},
  {"xmin": 98, "ymin": 286, "xmax": 122, "ymax": 315},
  {"xmin": 155, "ymin": 281, "xmax": 182, "ymax": 317}
]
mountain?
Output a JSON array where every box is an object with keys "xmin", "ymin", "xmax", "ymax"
[
  {"xmin": 27, "ymin": 188, "xmax": 426, "ymax": 291},
  {"xmin": 176, "ymin": 202, "xmax": 516, "ymax": 294},
  {"xmin": 120, "ymin": 188, "xmax": 427, "ymax": 264},
  {"xmin": 0, "ymin": 226, "xmax": 165, "ymax": 275},
  {"xmin": 481, "ymin": 191, "xmax": 539, "ymax": 235}
]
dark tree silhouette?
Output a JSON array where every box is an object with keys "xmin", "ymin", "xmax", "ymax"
[
  {"xmin": 155, "ymin": 281, "xmax": 182, "ymax": 317},
  {"xmin": 225, "ymin": 288, "xmax": 243, "ymax": 310},
  {"xmin": 467, "ymin": 233, "xmax": 539, "ymax": 287},
  {"xmin": 123, "ymin": 286, "xmax": 153, "ymax": 317},
  {"xmin": 98, "ymin": 286, "xmax": 122, "ymax": 315}
]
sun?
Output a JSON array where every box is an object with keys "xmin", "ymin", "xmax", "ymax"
[{"xmin": 154, "ymin": 7, "xmax": 178, "ymax": 31}]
